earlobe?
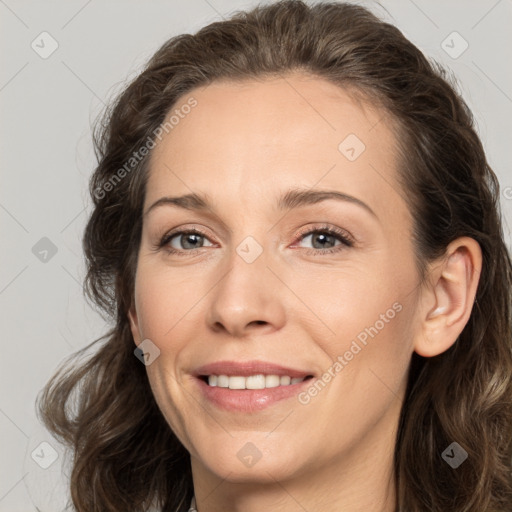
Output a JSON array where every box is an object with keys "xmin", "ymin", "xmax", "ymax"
[{"xmin": 414, "ymin": 237, "xmax": 482, "ymax": 358}]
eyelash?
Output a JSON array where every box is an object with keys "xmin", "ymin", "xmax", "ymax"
[{"xmin": 157, "ymin": 224, "xmax": 354, "ymax": 257}]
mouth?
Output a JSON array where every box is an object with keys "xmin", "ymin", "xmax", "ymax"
[{"xmin": 193, "ymin": 360, "xmax": 316, "ymax": 412}]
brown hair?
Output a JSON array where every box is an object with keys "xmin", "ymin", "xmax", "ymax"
[{"xmin": 36, "ymin": 1, "xmax": 512, "ymax": 510}]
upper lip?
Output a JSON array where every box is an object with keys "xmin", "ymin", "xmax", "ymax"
[{"xmin": 194, "ymin": 360, "xmax": 314, "ymax": 378}]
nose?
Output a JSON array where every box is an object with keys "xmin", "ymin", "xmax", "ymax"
[{"xmin": 206, "ymin": 243, "xmax": 286, "ymax": 338}]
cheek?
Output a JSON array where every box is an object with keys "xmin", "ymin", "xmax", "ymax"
[
  {"xmin": 292, "ymin": 259, "xmax": 416, "ymax": 371},
  {"xmin": 295, "ymin": 269, "xmax": 398, "ymax": 338},
  {"xmin": 132, "ymin": 266, "xmax": 203, "ymax": 442},
  {"xmin": 134, "ymin": 263, "xmax": 206, "ymax": 342}
]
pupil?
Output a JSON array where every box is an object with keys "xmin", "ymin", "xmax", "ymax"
[
  {"xmin": 314, "ymin": 233, "xmax": 334, "ymax": 249},
  {"xmin": 183, "ymin": 234, "xmax": 201, "ymax": 249}
]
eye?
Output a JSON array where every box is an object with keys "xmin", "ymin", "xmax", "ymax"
[
  {"xmin": 293, "ymin": 225, "xmax": 354, "ymax": 255},
  {"xmin": 159, "ymin": 228, "xmax": 214, "ymax": 255}
]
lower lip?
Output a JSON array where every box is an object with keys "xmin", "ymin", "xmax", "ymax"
[{"xmin": 196, "ymin": 377, "xmax": 313, "ymax": 412}]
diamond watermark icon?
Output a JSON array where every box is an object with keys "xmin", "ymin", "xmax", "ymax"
[
  {"xmin": 31, "ymin": 31, "xmax": 59, "ymax": 59},
  {"xmin": 236, "ymin": 236, "xmax": 263, "ymax": 264},
  {"xmin": 134, "ymin": 338, "xmax": 161, "ymax": 366},
  {"xmin": 441, "ymin": 32, "xmax": 468, "ymax": 59},
  {"xmin": 32, "ymin": 237, "xmax": 58, "ymax": 263},
  {"xmin": 338, "ymin": 134, "xmax": 366, "ymax": 161},
  {"xmin": 237, "ymin": 442, "xmax": 262, "ymax": 468},
  {"xmin": 31, "ymin": 441, "xmax": 59, "ymax": 469},
  {"xmin": 441, "ymin": 441, "xmax": 468, "ymax": 468}
]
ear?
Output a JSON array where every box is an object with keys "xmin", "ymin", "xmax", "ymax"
[
  {"xmin": 414, "ymin": 237, "xmax": 482, "ymax": 358},
  {"xmin": 127, "ymin": 300, "xmax": 143, "ymax": 347}
]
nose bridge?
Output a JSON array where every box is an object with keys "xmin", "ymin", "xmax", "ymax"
[{"xmin": 207, "ymin": 233, "xmax": 285, "ymax": 336}]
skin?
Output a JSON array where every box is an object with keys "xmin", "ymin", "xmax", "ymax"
[{"xmin": 128, "ymin": 72, "xmax": 482, "ymax": 512}]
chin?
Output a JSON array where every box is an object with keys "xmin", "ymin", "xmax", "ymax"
[{"xmin": 194, "ymin": 441, "xmax": 303, "ymax": 483}]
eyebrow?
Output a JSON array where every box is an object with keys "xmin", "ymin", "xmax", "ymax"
[{"xmin": 144, "ymin": 188, "xmax": 377, "ymax": 219}]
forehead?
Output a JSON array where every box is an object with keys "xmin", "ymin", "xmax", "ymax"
[{"xmin": 145, "ymin": 72, "xmax": 406, "ymax": 223}]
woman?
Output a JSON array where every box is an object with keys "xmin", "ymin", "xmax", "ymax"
[{"xmin": 36, "ymin": 1, "xmax": 512, "ymax": 511}]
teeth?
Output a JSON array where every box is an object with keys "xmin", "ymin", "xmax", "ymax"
[
  {"xmin": 228, "ymin": 376, "xmax": 246, "ymax": 390},
  {"xmin": 280, "ymin": 376, "xmax": 291, "ymax": 385},
  {"xmin": 246, "ymin": 374, "xmax": 266, "ymax": 389},
  {"xmin": 217, "ymin": 375, "xmax": 229, "ymax": 388},
  {"xmin": 207, "ymin": 374, "xmax": 307, "ymax": 389}
]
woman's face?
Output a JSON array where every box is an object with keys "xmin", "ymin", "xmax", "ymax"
[{"xmin": 129, "ymin": 73, "xmax": 423, "ymax": 487}]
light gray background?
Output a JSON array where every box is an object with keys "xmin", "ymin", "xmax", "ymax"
[{"xmin": 1, "ymin": 0, "xmax": 511, "ymax": 510}]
